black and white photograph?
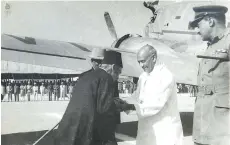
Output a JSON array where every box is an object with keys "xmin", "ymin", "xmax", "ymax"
[{"xmin": 1, "ymin": 0, "xmax": 230, "ymax": 145}]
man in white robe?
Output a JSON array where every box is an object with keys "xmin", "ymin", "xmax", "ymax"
[{"xmin": 133, "ymin": 44, "xmax": 183, "ymax": 145}]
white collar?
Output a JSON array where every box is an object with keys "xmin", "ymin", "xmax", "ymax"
[{"xmin": 144, "ymin": 60, "xmax": 164, "ymax": 76}]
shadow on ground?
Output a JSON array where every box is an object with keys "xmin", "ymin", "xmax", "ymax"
[{"xmin": 1, "ymin": 112, "xmax": 193, "ymax": 145}]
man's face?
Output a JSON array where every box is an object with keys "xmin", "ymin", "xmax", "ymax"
[
  {"xmin": 197, "ymin": 17, "xmax": 212, "ymax": 41},
  {"xmin": 137, "ymin": 53, "xmax": 156, "ymax": 73},
  {"xmin": 92, "ymin": 61, "xmax": 99, "ymax": 70},
  {"xmin": 91, "ymin": 59, "xmax": 102, "ymax": 70},
  {"xmin": 111, "ymin": 65, "xmax": 122, "ymax": 81}
]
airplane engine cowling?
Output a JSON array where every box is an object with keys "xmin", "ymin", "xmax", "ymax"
[{"xmin": 111, "ymin": 35, "xmax": 198, "ymax": 85}]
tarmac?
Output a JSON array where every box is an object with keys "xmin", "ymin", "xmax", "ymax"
[{"xmin": 1, "ymin": 93, "xmax": 195, "ymax": 145}]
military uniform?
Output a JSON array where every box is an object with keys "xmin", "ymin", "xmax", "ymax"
[{"xmin": 191, "ymin": 6, "xmax": 230, "ymax": 145}]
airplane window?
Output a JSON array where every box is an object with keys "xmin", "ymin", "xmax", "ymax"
[
  {"xmin": 175, "ymin": 16, "xmax": 181, "ymax": 19},
  {"xmin": 188, "ymin": 22, "xmax": 195, "ymax": 30},
  {"xmin": 164, "ymin": 23, "xmax": 169, "ymax": 26}
]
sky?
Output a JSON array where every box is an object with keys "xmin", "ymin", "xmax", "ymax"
[
  {"xmin": 2, "ymin": 1, "xmax": 154, "ymax": 47},
  {"xmin": 2, "ymin": 0, "xmax": 229, "ymax": 47}
]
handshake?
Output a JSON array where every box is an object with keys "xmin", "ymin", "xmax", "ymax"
[{"xmin": 114, "ymin": 97, "xmax": 135, "ymax": 112}]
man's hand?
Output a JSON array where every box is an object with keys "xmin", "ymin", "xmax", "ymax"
[
  {"xmin": 114, "ymin": 97, "xmax": 127, "ymax": 105},
  {"xmin": 114, "ymin": 98, "xmax": 135, "ymax": 112}
]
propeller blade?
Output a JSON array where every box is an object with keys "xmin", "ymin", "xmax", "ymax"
[{"xmin": 104, "ymin": 12, "xmax": 118, "ymax": 40}]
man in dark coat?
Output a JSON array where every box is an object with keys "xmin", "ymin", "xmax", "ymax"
[{"xmin": 54, "ymin": 50, "xmax": 127, "ymax": 145}]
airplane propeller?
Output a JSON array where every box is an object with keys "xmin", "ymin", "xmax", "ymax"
[{"xmin": 104, "ymin": 12, "xmax": 118, "ymax": 41}]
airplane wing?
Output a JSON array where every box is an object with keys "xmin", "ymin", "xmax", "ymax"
[
  {"xmin": 1, "ymin": 34, "xmax": 143, "ymax": 79},
  {"xmin": 1, "ymin": 34, "xmax": 198, "ymax": 85},
  {"xmin": 1, "ymin": 34, "xmax": 92, "ymax": 78}
]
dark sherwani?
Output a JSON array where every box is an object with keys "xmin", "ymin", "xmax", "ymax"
[
  {"xmin": 54, "ymin": 68, "xmax": 115, "ymax": 145},
  {"xmin": 113, "ymin": 81, "xmax": 121, "ymax": 124},
  {"xmin": 78, "ymin": 68, "xmax": 94, "ymax": 80}
]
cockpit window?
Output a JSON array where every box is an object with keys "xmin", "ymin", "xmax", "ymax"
[
  {"xmin": 175, "ymin": 16, "xmax": 181, "ymax": 19},
  {"xmin": 188, "ymin": 21, "xmax": 195, "ymax": 30}
]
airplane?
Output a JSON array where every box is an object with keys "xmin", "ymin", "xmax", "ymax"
[
  {"xmin": 2, "ymin": 1, "xmax": 229, "ymax": 82},
  {"xmin": 6, "ymin": 0, "xmax": 221, "ymax": 85},
  {"xmin": 1, "ymin": 24, "xmax": 198, "ymax": 85},
  {"xmin": 4, "ymin": 0, "xmax": 228, "ymax": 144}
]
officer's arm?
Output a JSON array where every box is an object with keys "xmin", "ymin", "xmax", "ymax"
[
  {"xmin": 197, "ymin": 49, "xmax": 229, "ymax": 61},
  {"xmin": 114, "ymin": 98, "xmax": 135, "ymax": 112},
  {"xmin": 197, "ymin": 36, "xmax": 230, "ymax": 61}
]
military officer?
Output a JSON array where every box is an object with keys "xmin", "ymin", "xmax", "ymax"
[{"xmin": 190, "ymin": 5, "xmax": 230, "ymax": 145}]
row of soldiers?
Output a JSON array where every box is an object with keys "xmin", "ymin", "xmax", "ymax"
[
  {"xmin": 118, "ymin": 81, "xmax": 137, "ymax": 94},
  {"xmin": 1, "ymin": 80, "xmax": 75, "ymax": 102},
  {"xmin": 1, "ymin": 79, "xmax": 198, "ymax": 102},
  {"xmin": 177, "ymin": 84, "xmax": 198, "ymax": 97},
  {"xmin": 117, "ymin": 80, "xmax": 198, "ymax": 97}
]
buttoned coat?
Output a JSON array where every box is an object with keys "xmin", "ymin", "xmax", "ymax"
[{"xmin": 193, "ymin": 29, "xmax": 230, "ymax": 144}]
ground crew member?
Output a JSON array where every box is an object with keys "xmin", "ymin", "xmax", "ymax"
[
  {"xmin": 40, "ymin": 82, "xmax": 45, "ymax": 101},
  {"xmin": 68, "ymin": 82, "xmax": 73, "ymax": 99},
  {"xmin": 20, "ymin": 81, "xmax": 26, "ymax": 101},
  {"xmin": 53, "ymin": 81, "xmax": 60, "ymax": 101},
  {"xmin": 60, "ymin": 81, "xmax": 67, "ymax": 100},
  {"xmin": 7, "ymin": 82, "xmax": 13, "ymax": 102},
  {"xmin": 14, "ymin": 81, "xmax": 20, "ymax": 102},
  {"xmin": 190, "ymin": 5, "xmax": 230, "ymax": 145},
  {"xmin": 47, "ymin": 81, "xmax": 53, "ymax": 101},
  {"xmin": 26, "ymin": 81, "xmax": 32, "ymax": 101},
  {"xmin": 1, "ymin": 80, "xmax": 6, "ymax": 101},
  {"xmin": 33, "ymin": 82, "xmax": 39, "ymax": 101}
]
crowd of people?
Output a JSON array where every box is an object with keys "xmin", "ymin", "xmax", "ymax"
[
  {"xmin": 177, "ymin": 83, "xmax": 198, "ymax": 97},
  {"xmin": 1, "ymin": 79, "xmax": 75, "ymax": 102},
  {"xmin": 118, "ymin": 80, "xmax": 198, "ymax": 97},
  {"xmin": 118, "ymin": 81, "xmax": 137, "ymax": 94},
  {"xmin": 1, "ymin": 78, "xmax": 198, "ymax": 102}
]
